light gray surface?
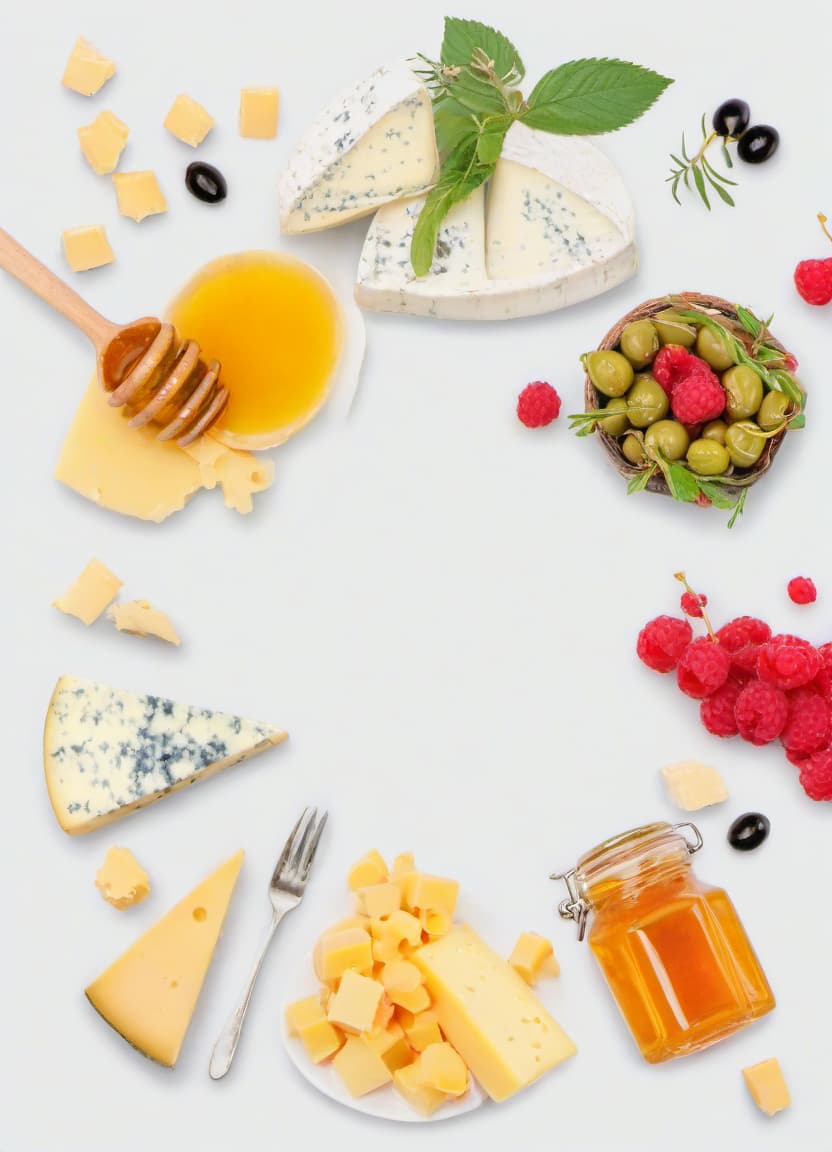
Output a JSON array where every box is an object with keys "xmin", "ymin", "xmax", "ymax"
[{"xmin": 3, "ymin": 0, "xmax": 829, "ymax": 1148}]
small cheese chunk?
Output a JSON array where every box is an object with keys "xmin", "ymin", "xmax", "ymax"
[
  {"xmin": 370, "ymin": 910, "xmax": 423, "ymax": 962},
  {"xmin": 364, "ymin": 1022, "xmax": 413, "ymax": 1072},
  {"xmin": 285, "ymin": 994, "xmax": 326, "ymax": 1036},
  {"xmin": 164, "ymin": 94, "xmax": 215, "ymax": 147},
  {"xmin": 299, "ymin": 1017, "xmax": 344, "ymax": 1064},
  {"xmin": 509, "ymin": 932, "xmax": 559, "ymax": 985},
  {"xmin": 113, "ymin": 171, "xmax": 167, "ymax": 222},
  {"xmin": 95, "ymin": 847, "xmax": 150, "ymax": 909},
  {"xmin": 380, "ymin": 960, "xmax": 422, "ymax": 994},
  {"xmin": 394, "ymin": 1059, "xmax": 447, "ymax": 1117},
  {"xmin": 355, "ymin": 882, "xmax": 400, "ymax": 920},
  {"xmin": 332, "ymin": 1036, "xmax": 392, "ymax": 1097},
  {"xmin": 62, "ymin": 37, "xmax": 115, "ymax": 96},
  {"xmin": 403, "ymin": 873, "xmax": 460, "ymax": 916},
  {"xmin": 402, "ymin": 1008, "xmax": 442, "ymax": 1052},
  {"xmin": 313, "ymin": 927, "xmax": 373, "ymax": 983},
  {"xmin": 419, "ymin": 1042, "xmax": 469, "ymax": 1097},
  {"xmin": 239, "ymin": 87, "xmax": 279, "ymax": 139},
  {"xmin": 327, "ymin": 970, "xmax": 384, "ymax": 1034},
  {"xmin": 62, "ymin": 225, "xmax": 115, "ymax": 273},
  {"xmin": 108, "ymin": 600, "xmax": 181, "ymax": 646},
  {"xmin": 743, "ymin": 1058, "xmax": 791, "ymax": 1116},
  {"xmin": 420, "ymin": 909, "xmax": 452, "ymax": 938},
  {"xmin": 181, "ymin": 434, "xmax": 274, "ymax": 515},
  {"xmin": 661, "ymin": 760, "xmax": 729, "ymax": 811},
  {"xmin": 392, "ymin": 852, "xmax": 415, "ymax": 879},
  {"xmin": 388, "ymin": 983, "xmax": 431, "ymax": 1014},
  {"xmin": 78, "ymin": 111, "xmax": 129, "ymax": 174},
  {"xmin": 53, "ymin": 558, "xmax": 122, "ymax": 624},
  {"xmin": 348, "ymin": 850, "xmax": 389, "ymax": 890}
]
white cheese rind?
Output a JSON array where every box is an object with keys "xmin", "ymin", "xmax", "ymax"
[
  {"xmin": 278, "ymin": 61, "xmax": 438, "ymax": 235},
  {"xmin": 44, "ymin": 675, "xmax": 286, "ymax": 834}
]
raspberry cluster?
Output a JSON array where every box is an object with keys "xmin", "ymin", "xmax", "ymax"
[{"xmin": 637, "ymin": 574, "xmax": 831, "ymax": 800}]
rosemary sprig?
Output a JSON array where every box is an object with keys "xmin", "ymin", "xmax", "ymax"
[{"xmin": 667, "ymin": 114, "xmax": 738, "ymax": 209}]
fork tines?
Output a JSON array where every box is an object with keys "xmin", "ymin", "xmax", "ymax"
[{"xmin": 273, "ymin": 807, "xmax": 328, "ymax": 888}]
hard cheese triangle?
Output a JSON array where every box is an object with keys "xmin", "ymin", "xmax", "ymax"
[
  {"xmin": 44, "ymin": 675, "xmax": 287, "ymax": 834},
  {"xmin": 86, "ymin": 850, "xmax": 244, "ymax": 1067}
]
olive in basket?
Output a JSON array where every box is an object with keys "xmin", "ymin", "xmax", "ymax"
[{"xmin": 570, "ymin": 294, "xmax": 806, "ymax": 527}]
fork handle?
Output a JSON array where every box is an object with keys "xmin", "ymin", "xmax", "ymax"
[{"xmin": 209, "ymin": 911, "xmax": 282, "ymax": 1080}]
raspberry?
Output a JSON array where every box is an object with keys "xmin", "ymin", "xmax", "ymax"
[
  {"xmin": 677, "ymin": 637, "xmax": 731, "ymax": 699},
  {"xmin": 652, "ymin": 345, "xmax": 695, "ymax": 396},
  {"xmin": 695, "ymin": 492, "xmax": 712, "ymax": 508},
  {"xmin": 637, "ymin": 615, "xmax": 693, "ymax": 673},
  {"xmin": 785, "ymin": 746, "xmax": 810, "ymax": 769},
  {"xmin": 734, "ymin": 681, "xmax": 789, "ymax": 745},
  {"xmin": 780, "ymin": 687, "xmax": 830, "ymax": 756},
  {"xmin": 716, "ymin": 616, "xmax": 772, "ymax": 674},
  {"xmin": 757, "ymin": 634, "xmax": 822, "ymax": 690},
  {"xmin": 794, "ymin": 259, "xmax": 832, "ymax": 306},
  {"xmin": 517, "ymin": 382, "xmax": 561, "ymax": 428},
  {"xmin": 813, "ymin": 643, "xmax": 832, "ymax": 696},
  {"xmin": 784, "ymin": 354, "xmax": 799, "ymax": 373},
  {"xmin": 787, "ymin": 576, "xmax": 817, "ymax": 605},
  {"xmin": 799, "ymin": 748, "xmax": 832, "ymax": 800},
  {"xmin": 681, "ymin": 591, "xmax": 708, "ymax": 618},
  {"xmin": 700, "ymin": 676, "xmax": 743, "ymax": 737},
  {"xmin": 671, "ymin": 371, "xmax": 726, "ymax": 425}
]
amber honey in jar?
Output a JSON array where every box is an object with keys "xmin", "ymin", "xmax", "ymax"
[{"xmin": 553, "ymin": 822, "xmax": 775, "ymax": 1063}]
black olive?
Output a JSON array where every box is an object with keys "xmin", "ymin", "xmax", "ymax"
[
  {"xmin": 185, "ymin": 162, "xmax": 228, "ymax": 204},
  {"xmin": 728, "ymin": 812, "xmax": 770, "ymax": 852},
  {"xmin": 737, "ymin": 125, "xmax": 779, "ymax": 165},
  {"xmin": 713, "ymin": 99, "xmax": 751, "ymax": 138}
]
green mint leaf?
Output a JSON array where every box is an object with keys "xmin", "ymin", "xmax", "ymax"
[
  {"xmin": 445, "ymin": 70, "xmax": 508, "ymax": 116},
  {"xmin": 433, "ymin": 97, "xmax": 479, "ymax": 155},
  {"xmin": 410, "ymin": 139, "xmax": 493, "ymax": 276},
  {"xmin": 626, "ymin": 464, "xmax": 656, "ymax": 494},
  {"xmin": 441, "ymin": 17, "xmax": 524, "ymax": 80},
  {"xmin": 727, "ymin": 489, "xmax": 748, "ymax": 528},
  {"xmin": 664, "ymin": 461, "xmax": 700, "ymax": 503},
  {"xmin": 696, "ymin": 481, "xmax": 738, "ymax": 511},
  {"xmin": 522, "ymin": 58, "xmax": 672, "ymax": 135},
  {"xmin": 475, "ymin": 114, "xmax": 513, "ymax": 164}
]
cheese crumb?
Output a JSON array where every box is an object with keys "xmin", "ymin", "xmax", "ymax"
[
  {"xmin": 95, "ymin": 847, "xmax": 150, "ymax": 910},
  {"xmin": 62, "ymin": 225, "xmax": 115, "ymax": 272},
  {"xmin": 108, "ymin": 600, "xmax": 181, "ymax": 646},
  {"xmin": 62, "ymin": 37, "xmax": 115, "ymax": 96},
  {"xmin": 239, "ymin": 87, "xmax": 279, "ymax": 139},
  {"xmin": 164, "ymin": 94, "xmax": 215, "ymax": 147},
  {"xmin": 78, "ymin": 111, "xmax": 129, "ymax": 174},
  {"xmin": 113, "ymin": 171, "xmax": 167, "ymax": 222},
  {"xmin": 53, "ymin": 558, "xmax": 122, "ymax": 625},
  {"xmin": 660, "ymin": 759, "xmax": 729, "ymax": 811},
  {"xmin": 743, "ymin": 1058, "xmax": 791, "ymax": 1116}
]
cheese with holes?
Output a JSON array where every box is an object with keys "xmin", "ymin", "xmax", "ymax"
[
  {"xmin": 62, "ymin": 37, "xmax": 115, "ymax": 96},
  {"xmin": 239, "ymin": 88, "xmax": 279, "ymax": 139},
  {"xmin": 53, "ymin": 558, "xmax": 122, "ymax": 624},
  {"xmin": 108, "ymin": 600, "xmax": 181, "ymax": 645},
  {"xmin": 62, "ymin": 226, "xmax": 115, "ymax": 272},
  {"xmin": 78, "ymin": 111, "xmax": 128, "ymax": 174},
  {"xmin": 95, "ymin": 847, "xmax": 150, "ymax": 909},
  {"xmin": 86, "ymin": 851, "xmax": 242, "ymax": 1066},
  {"xmin": 661, "ymin": 759, "xmax": 728, "ymax": 811},
  {"xmin": 55, "ymin": 378, "xmax": 273, "ymax": 521},
  {"xmin": 414, "ymin": 925, "xmax": 576, "ymax": 1101},
  {"xmin": 44, "ymin": 675, "xmax": 286, "ymax": 834},
  {"xmin": 278, "ymin": 61, "xmax": 438, "ymax": 235},
  {"xmin": 113, "ymin": 171, "xmax": 167, "ymax": 222},
  {"xmin": 164, "ymin": 94, "xmax": 215, "ymax": 147},
  {"xmin": 355, "ymin": 122, "xmax": 636, "ymax": 320},
  {"xmin": 743, "ymin": 1058, "xmax": 791, "ymax": 1116}
]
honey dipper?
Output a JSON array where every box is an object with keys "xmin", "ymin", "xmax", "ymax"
[{"xmin": 0, "ymin": 228, "xmax": 228, "ymax": 446}]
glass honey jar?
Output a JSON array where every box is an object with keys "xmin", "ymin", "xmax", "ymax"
[{"xmin": 553, "ymin": 822, "xmax": 775, "ymax": 1063}]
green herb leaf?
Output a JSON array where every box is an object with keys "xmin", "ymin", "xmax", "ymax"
[
  {"xmin": 433, "ymin": 98, "xmax": 479, "ymax": 156},
  {"xmin": 476, "ymin": 114, "xmax": 513, "ymax": 163},
  {"xmin": 410, "ymin": 138, "xmax": 493, "ymax": 277},
  {"xmin": 696, "ymin": 481, "xmax": 738, "ymax": 510},
  {"xmin": 664, "ymin": 461, "xmax": 701, "ymax": 503},
  {"xmin": 692, "ymin": 163, "xmax": 710, "ymax": 209},
  {"xmin": 441, "ymin": 17, "xmax": 524, "ymax": 80},
  {"xmin": 727, "ymin": 489, "xmax": 748, "ymax": 528},
  {"xmin": 522, "ymin": 58, "xmax": 672, "ymax": 135},
  {"xmin": 627, "ymin": 464, "xmax": 656, "ymax": 494}
]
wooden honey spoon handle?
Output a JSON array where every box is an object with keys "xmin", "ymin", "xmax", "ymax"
[{"xmin": 0, "ymin": 227, "xmax": 118, "ymax": 350}]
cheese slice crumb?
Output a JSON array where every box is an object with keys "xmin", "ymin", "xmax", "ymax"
[
  {"xmin": 53, "ymin": 558, "xmax": 122, "ymax": 625},
  {"xmin": 62, "ymin": 225, "xmax": 115, "ymax": 272},
  {"xmin": 660, "ymin": 759, "xmax": 729, "ymax": 811},
  {"xmin": 113, "ymin": 171, "xmax": 167, "ymax": 222},
  {"xmin": 108, "ymin": 600, "xmax": 181, "ymax": 646},
  {"xmin": 239, "ymin": 87, "xmax": 279, "ymax": 139},
  {"xmin": 743, "ymin": 1058, "xmax": 791, "ymax": 1116},
  {"xmin": 95, "ymin": 847, "xmax": 150, "ymax": 910},
  {"xmin": 62, "ymin": 36, "xmax": 115, "ymax": 96},
  {"xmin": 78, "ymin": 110, "xmax": 129, "ymax": 174},
  {"xmin": 164, "ymin": 94, "xmax": 215, "ymax": 147}
]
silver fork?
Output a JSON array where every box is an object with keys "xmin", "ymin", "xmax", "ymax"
[{"xmin": 208, "ymin": 806, "xmax": 328, "ymax": 1080}]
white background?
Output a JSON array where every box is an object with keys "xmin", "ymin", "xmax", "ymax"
[{"xmin": 3, "ymin": 0, "xmax": 830, "ymax": 1148}]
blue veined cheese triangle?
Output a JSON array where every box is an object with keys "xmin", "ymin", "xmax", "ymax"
[
  {"xmin": 278, "ymin": 61, "xmax": 439, "ymax": 235},
  {"xmin": 44, "ymin": 676, "xmax": 287, "ymax": 834}
]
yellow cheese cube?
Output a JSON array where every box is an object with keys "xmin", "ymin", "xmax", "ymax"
[
  {"xmin": 108, "ymin": 600, "xmax": 181, "ymax": 646},
  {"xmin": 62, "ymin": 37, "xmax": 115, "ymax": 96},
  {"xmin": 743, "ymin": 1058, "xmax": 791, "ymax": 1117},
  {"xmin": 661, "ymin": 760, "xmax": 728, "ymax": 811},
  {"xmin": 509, "ymin": 932, "xmax": 559, "ymax": 984},
  {"xmin": 388, "ymin": 982, "xmax": 430, "ymax": 1014},
  {"xmin": 299, "ymin": 1017, "xmax": 344, "ymax": 1064},
  {"xmin": 327, "ymin": 970, "xmax": 384, "ymax": 1035},
  {"xmin": 364, "ymin": 1022, "xmax": 414, "ymax": 1072},
  {"xmin": 348, "ymin": 850, "xmax": 389, "ymax": 890},
  {"xmin": 403, "ymin": 873, "xmax": 460, "ymax": 916},
  {"xmin": 239, "ymin": 87, "xmax": 279, "ymax": 139},
  {"xmin": 94, "ymin": 847, "xmax": 150, "ymax": 910},
  {"xmin": 419, "ymin": 1041, "xmax": 469, "ymax": 1097},
  {"xmin": 381, "ymin": 960, "xmax": 422, "ymax": 994},
  {"xmin": 285, "ymin": 994, "xmax": 326, "ymax": 1036},
  {"xmin": 394, "ymin": 1059, "xmax": 447, "ymax": 1117},
  {"xmin": 78, "ymin": 111, "xmax": 129, "ymax": 174},
  {"xmin": 414, "ymin": 925, "xmax": 576, "ymax": 1102},
  {"xmin": 376, "ymin": 910, "xmax": 423, "ymax": 947},
  {"xmin": 113, "ymin": 171, "xmax": 167, "ymax": 223},
  {"xmin": 420, "ymin": 909, "xmax": 452, "ymax": 938},
  {"xmin": 402, "ymin": 1008, "xmax": 443, "ymax": 1052},
  {"xmin": 53, "ymin": 558, "xmax": 121, "ymax": 624},
  {"xmin": 392, "ymin": 852, "xmax": 416, "ymax": 879},
  {"xmin": 333, "ymin": 1036, "xmax": 392, "ymax": 1097},
  {"xmin": 164, "ymin": 94, "xmax": 215, "ymax": 148},
  {"xmin": 62, "ymin": 225, "xmax": 115, "ymax": 273},
  {"xmin": 374, "ymin": 994, "xmax": 395, "ymax": 1031},
  {"xmin": 355, "ymin": 882, "xmax": 401, "ymax": 920},
  {"xmin": 313, "ymin": 927, "xmax": 372, "ymax": 983}
]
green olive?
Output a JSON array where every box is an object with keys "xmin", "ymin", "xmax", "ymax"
[
  {"xmin": 626, "ymin": 374, "xmax": 669, "ymax": 428},
  {"xmin": 725, "ymin": 421, "xmax": 765, "ymax": 468},
  {"xmin": 757, "ymin": 389, "xmax": 791, "ymax": 431},
  {"xmin": 619, "ymin": 320, "xmax": 660, "ymax": 369},
  {"xmin": 687, "ymin": 438, "xmax": 730, "ymax": 476},
  {"xmin": 595, "ymin": 397, "xmax": 630, "ymax": 437},
  {"xmin": 621, "ymin": 434, "xmax": 646, "ymax": 465},
  {"xmin": 696, "ymin": 326, "xmax": 735, "ymax": 371},
  {"xmin": 645, "ymin": 420, "xmax": 690, "ymax": 462},
  {"xmin": 653, "ymin": 311, "xmax": 698, "ymax": 349},
  {"xmin": 583, "ymin": 350, "xmax": 634, "ymax": 398},
  {"xmin": 702, "ymin": 419, "xmax": 728, "ymax": 444},
  {"xmin": 723, "ymin": 365, "xmax": 763, "ymax": 422}
]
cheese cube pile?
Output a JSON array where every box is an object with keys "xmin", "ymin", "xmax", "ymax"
[{"xmin": 286, "ymin": 850, "xmax": 576, "ymax": 1116}]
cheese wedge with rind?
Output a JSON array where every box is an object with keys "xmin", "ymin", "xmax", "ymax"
[
  {"xmin": 44, "ymin": 675, "xmax": 286, "ymax": 834},
  {"xmin": 279, "ymin": 61, "xmax": 438, "ymax": 235},
  {"xmin": 86, "ymin": 850, "xmax": 243, "ymax": 1066}
]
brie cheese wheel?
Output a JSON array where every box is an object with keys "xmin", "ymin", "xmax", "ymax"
[
  {"xmin": 355, "ymin": 122, "xmax": 637, "ymax": 320},
  {"xmin": 278, "ymin": 61, "xmax": 439, "ymax": 235}
]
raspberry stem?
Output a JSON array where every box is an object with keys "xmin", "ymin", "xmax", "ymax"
[
  {"xmin": 674, "ymin": 572, "xmax": 716, "ymax": 639},
  {"xmin": 819, "ymin": 213, "xmax": 831, "ymax": 245}
]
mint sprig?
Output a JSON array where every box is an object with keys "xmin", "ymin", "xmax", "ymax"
[{"xmin": 522, "ymin": 58, "xmax": 672, "ymax": 135}]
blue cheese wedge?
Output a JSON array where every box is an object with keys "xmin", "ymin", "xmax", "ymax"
[
  {"xmin": 278, "ymin": 61, "xmax": 438, "ymax": 235},
  {"xmin": 44, "ymin": 676, "xmax": 287, "ymax": 834}
]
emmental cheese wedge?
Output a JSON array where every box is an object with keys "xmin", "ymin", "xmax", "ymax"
[
  {"xmin": 44, "ymin": 676, "xmax": 286, "ymax": 834},
  {"xmin": 86, "ymin": 850, "xmax": 243, "ymax": 1066},
  {"xmin": 413, "ymin": 925, "xmax": 576, "ymax": 1102}
]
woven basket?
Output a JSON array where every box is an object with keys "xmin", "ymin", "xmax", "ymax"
[{"xmin": 584, "ymin": 293, "xmax": 791, "ymax": 499}]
